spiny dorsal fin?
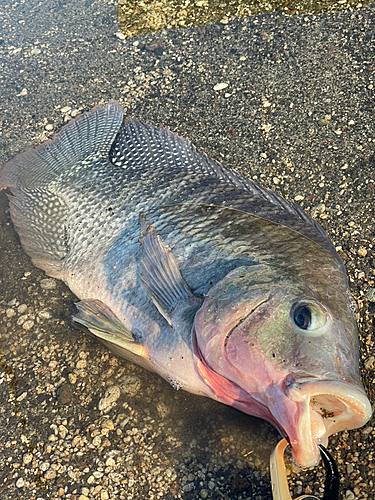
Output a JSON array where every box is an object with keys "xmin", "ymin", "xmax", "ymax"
[{"xmin": 109, "ymin": 118, "xmax": 338, "ymax": 262}]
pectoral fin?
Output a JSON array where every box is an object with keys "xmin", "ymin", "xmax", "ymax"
[
  {"xmin": 72, "ymin": 299, "xmax": 144, "ymax": 357},
  {"xmin": 139, "ymin": 214, "xmax": 201, "ymax": 326}
]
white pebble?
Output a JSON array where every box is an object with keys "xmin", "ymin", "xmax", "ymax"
[
  {"xmin": 213, "ymin": 82, "xmax": 228, "ymax": 91},
  {"xmin": 18, "ymin": 304, "xmax": 27, "ymax": 314},
  {"xmin": 76, "ymin": 359, "xmax": 87, "ymax": 369},
  {"xmin": 92, "ymin": 435, "xmax": 102, "ymax": 447},
  {"xmin": 38, "ymin": 310, "xmax": 52, "ymax": 319},
  {"xmin": 61, "ymin": 106, "xmax": 72, "ymax": 114},
  {"xmin": 23, "ymin": 453, "xmax": 33, "ymax": 465},
  {"xmin": 40, "ymin": 278, "xmax": 57, "ymax": 290},
  {"xmin": 120, "ymin": 375, "xmax": 141, "ymax": 396},
  {"xmin": 6, "ymin": 308, "xmax": 16, "ymax": 318},
  {"xmin": 98, "ymin": 386, "xmax": 121, "ymax": 411},
  {"xmin": 17, "ymin": 315, "xmax": 28, "ymax": 325},
  {"xmin": 23, "ymin": 320, "xmax": 35, "ymax": 330},
  {"xmin": 44, "ymin": 469, "xmax": 56, "ymax": 480},
  {"xmin": 16, "ymin": 478, "xmax": 25, "ymax": 488}
]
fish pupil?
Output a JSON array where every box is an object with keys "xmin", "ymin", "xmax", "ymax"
[{"xmin": 294, "ymin": 306, "xmax": 311, "ymax": 330}]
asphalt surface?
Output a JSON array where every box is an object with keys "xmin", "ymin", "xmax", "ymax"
[{"xmin": 0, "ymin": 1, "xmax": 374, "ymax": 499}]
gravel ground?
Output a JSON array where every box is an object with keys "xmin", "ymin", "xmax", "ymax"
[{"xmin": 0, "ymin": 1, "xmax": 374, "ymax": 499}]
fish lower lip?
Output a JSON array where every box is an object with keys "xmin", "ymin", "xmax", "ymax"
[{"xmin": 284, "ymin": 379, "xmax": 372, "ymax": 467}]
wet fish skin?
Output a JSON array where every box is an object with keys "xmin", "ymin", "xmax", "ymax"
[{"xmin": 0, "ymin": 102, "xmax": 372, "ymax": 467}]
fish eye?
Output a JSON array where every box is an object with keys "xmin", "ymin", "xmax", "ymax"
[
  {"xmin": 293, "ymin": 305, "xmax": 311, "ymax": 330},
  {"xmin": 291, "ymin": 301, "xmax": 327, "ymax": 331}
]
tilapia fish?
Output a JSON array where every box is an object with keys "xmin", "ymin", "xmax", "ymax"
[{"xmin": 1, "ymin": 102, "xmax": 372, "ymax": 467}]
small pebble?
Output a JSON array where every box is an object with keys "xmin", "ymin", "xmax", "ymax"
[
  {"xmin": 357, "ymin": 246, "xmax": 367, "ymax": 257},
  {"xmin": 120, "ymin": 375, "xmax": 141, "ymax": 396},
  {"xmin": 213, "ymin": 82, "xmax": 228, "ymax": 91},
  {"xmin": 115, "ymin": 31, "xmax": 126, "ymax": 40},
  {"xmin": 76, "ymin": 359, "xmax": 87, "ymax": 369},
  {"xmin": 98, "ymin": 386, "xmax": 121, "ymax": 411},
  {"xmin": 364, "ymin": 356, "xmax": 375, "ymax": 369},
  {"xmin": 18, "ymin": 304, "xmax": 27, "ymax": 314},
  {"xmin": 346, "ymin": 490, "xmax": 355, "ymax": 500},
  {"xmin": 40, "ymin": 278, "xmax": 57, "ymax": 290},
  {"xmin": 57, "ymin": 384, "xmax": 74, "ymax": 404},
  {"xmin": 60, "ymin": 106, "xmax": 71, "ymax": 113},
  {"xmin": 38, "ymin": 310, "xmax": 52, "ymax": 319},
  {"xmin": 45, "ymin": 124, "xmax": 54, "ymax": 131},
  {"xmin": 17, "ymin": 314, "xmax": 28, "ymax": 325},
  {"xmin": 294, "ymin": 195, "xmax": 304, "ymax": 201},
  {"xmin": 72, "ymin": 436, "xmax": 81, "ymax": 447},
  {"xmin": 6, "ymin": 308, "xmax": 16, "ymax": 318},
  {"xmin": 92, "ymin": 435, "xmax": 102, "ymax": 447},
  {"xmin": 23, "ymin": 453, "xmax": 33, "ymax": 465},
  {"xmin": 23, "ymin": 320, "xmax": 35, "ymax": 330},
  {"xmin": 16, "ymin": 478, "xmax": 25, "ymax": 488},
  {"xmin": 44, "ymin": 469, "xmax": 56, "ymax": 480},
  {"xmin": 366, "ymin": 288, "xmax": 375, "ymax": 302}
]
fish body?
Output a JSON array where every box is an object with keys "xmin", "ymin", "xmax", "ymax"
[{"xmin": 1, "ymin": 102, "xmax": 372, "ymax": 467}]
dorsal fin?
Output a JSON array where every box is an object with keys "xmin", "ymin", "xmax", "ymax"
[{"xmin": 109, "ymin": 118, "xmax": 339, "ymax": 264}]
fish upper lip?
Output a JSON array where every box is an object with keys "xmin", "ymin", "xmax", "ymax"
[{"xmin": 282, "ymin": 378, "xmax": 372, "ymax": 467}]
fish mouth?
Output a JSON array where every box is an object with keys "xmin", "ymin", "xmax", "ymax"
[{"xmin": 280, "ymin": 378, "xmax": 373, "ymax": 467}]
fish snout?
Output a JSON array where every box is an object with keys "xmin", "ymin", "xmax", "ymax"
[{"xmin": 281, "ymin": 378, "xmax": 372, "ymax": 467}]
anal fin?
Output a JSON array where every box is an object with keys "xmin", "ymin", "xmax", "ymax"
[{"xmin": 72, "ymin": 299, "xmax": 144, "ymax": 357}]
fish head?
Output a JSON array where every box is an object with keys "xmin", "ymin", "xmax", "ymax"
[{"xmin": 194, "ymin": 264, "xmax": 372, "ymax": 467}]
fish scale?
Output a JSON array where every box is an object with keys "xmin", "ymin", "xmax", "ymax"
[{"xmin": 0, "ymin": 102, "xmax": 371, "ymax": 468}]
